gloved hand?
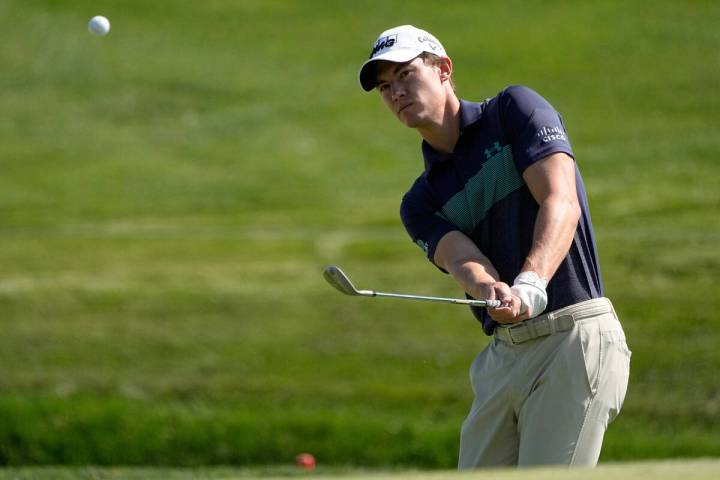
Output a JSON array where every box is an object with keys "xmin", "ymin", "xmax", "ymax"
[{"xmin": 510, "ymin": 271, "xmax": 548, "ymax": 318}]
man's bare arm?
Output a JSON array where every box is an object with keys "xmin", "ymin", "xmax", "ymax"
[
  {"xmin": 434, "ymin": 231, "xmax": 525, "ymax": 323},
  {"xmin": 434, "ymin": 231, "xmax": 498, "ymax": 293},
  {"xmin": 503, "ymin": 152, "xmax": 580, "ymax": 318},
  {"xmin": 522, "ymin": 152, "xmax": 581, "ymax": 280}
]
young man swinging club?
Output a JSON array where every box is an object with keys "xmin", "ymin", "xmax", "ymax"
[{"xmin": 357, "ymin": 25, "xmax": 631, "ymax": 468}]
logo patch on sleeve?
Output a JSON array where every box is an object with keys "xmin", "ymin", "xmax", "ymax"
[{"xmin": 537, "ymin": 126, "xmax": 567, "ymax": 143}]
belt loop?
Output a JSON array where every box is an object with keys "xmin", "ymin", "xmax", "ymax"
[
  {"xmin": 525, "ymin": 321, "xmax": 537, "ymax": 340},
  {"xmin": 507, "ymin": 323, "xmax": 524, "ymax": 345},
  {"xmin": 548, "ymin": 315, "xmax": 557, "ymax": 335},
  {"xmin": 546, "ymin": 310, "xmax": 556, "ymax": 335}
]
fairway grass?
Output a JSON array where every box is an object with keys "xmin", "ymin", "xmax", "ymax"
[{"xmin": 1, "ymin": 459, "xmax": 719, "ymax": 480}]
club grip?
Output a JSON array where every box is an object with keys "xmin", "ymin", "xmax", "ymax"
[{"xmin": 485, "ymin": 299, "xmax": 502, "ymax": 308}]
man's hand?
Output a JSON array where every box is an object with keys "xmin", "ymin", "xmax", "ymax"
[
  {"xmin": 435, "ymin": 231, "xmax": 530, "ymax": 324},
  {"xmin": 482, "ymin": 281, "xmax": 530, "ymax": 324}
]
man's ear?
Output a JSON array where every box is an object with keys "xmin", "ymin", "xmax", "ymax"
[{"xmin": 439, "ymin": 56, "xmax": 453, "ymax": 83}]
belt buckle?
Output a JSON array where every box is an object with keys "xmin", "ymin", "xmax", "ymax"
[{"xmin": 505, "ymin": 322, "xmax": 526, "ymax": 345}]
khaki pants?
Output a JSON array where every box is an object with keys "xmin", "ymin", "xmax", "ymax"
[{"xmin": 458, "ymin": 297, "xmax": 631, "ymax": 468}]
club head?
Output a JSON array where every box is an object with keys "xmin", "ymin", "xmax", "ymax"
[{"xmin": 323, "ymin": 265, "xmax": 361, "ymax": 296}]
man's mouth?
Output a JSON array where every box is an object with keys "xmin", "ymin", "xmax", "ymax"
[{"xmin": 398, "ymin": 102, "xmax": 413, "ymax": 114}]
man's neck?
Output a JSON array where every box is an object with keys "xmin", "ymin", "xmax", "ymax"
[{"xmin": 418, "ymin": 94, "xmax": 461, "ymax": 154}]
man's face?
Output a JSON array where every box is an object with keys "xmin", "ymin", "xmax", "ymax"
[{"xmin": 375, "ymin": 57, "xmax": 447, "ymax": 129}]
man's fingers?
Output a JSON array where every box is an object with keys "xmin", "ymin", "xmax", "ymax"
[
  {"xmin": 488, "ymin": 295, "xmax": 526, "ymax": 323},
  {"xmin": 492, "ymin": 283, "xmax": 513, "ymax": 304},
  {"xmin": 485, "ymin": 283, "xmax": 529, "ymax": 323}
]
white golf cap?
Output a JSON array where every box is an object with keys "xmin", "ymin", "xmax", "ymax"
[{"xmin": 358, "ymin": 25, "xmax": 447, "ymax": 91}]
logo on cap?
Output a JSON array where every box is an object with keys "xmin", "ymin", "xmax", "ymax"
[
  {"xmin": 418, "ymin": 35, "xmax": 440, "ymax": 51},
  {"xmin": 369, "ymin": 34, "xmax": 398, "ymax": 58}
]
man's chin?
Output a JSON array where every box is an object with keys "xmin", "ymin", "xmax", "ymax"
[{"xmin": 400, "ymin": 114, "xmax": 424, "ymax": 129}]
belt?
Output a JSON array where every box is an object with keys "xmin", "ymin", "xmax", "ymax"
[{"xmin": 493, "ymin": 297, "xmax": 613, "ymax": 345}]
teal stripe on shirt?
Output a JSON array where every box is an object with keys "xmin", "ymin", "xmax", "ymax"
[{"xmin": 435, "ymin": 145, "xmax": 524, "ymax": 233}]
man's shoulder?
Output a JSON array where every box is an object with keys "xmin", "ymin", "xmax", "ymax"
[
  {"xmin": 499, "ymin": 84, "xmax": 540, "ymax": 98},
  {"xmin": 472, "ymin": 85, "xmax": 535, "ymax": 104},
  {"xmin": 496, "ymin": 85, "xmax": 558, "ymax": 112},
  {"xmin": 464, "ymin": 85, "xmax": 541, "ymax": 118},
  {"xmin": 486, "ymin": 85, "xmax": 545, "ymax": 108}
]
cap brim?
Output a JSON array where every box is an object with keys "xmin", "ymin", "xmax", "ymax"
[{"xmin": 358, "ymin": 48, "xmax": 423, "ymax": 91}]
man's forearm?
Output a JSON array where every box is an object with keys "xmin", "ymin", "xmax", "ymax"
[
  {"xmin": 446, "ymin": 256, "xmax": 500, "ymax": 299},
  {"xmin": 521, "ymin": 153, "xmax": 581, "ymax": 282},
  {"xmin": 523, "ymin": 194, "xmax": 581, "ymax": 280},
  {"xmin": 435, "ymin": 230, "xmax": 527, "ymax": 320},
  {"xmin": 435, "ymin": 230, "xmax": 500, "ymax": 298}
]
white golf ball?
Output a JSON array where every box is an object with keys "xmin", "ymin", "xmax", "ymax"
[{"xmin": 88, "ymin": 15, "xmax": 111, "ymax": 36}]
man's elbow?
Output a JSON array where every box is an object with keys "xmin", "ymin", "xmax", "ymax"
[
  {"xmin": 569, "ymin": 197, "xmax": 581, "ymax": 225},
  {"xmin": 546, "ymin": 194, "xmax": 581, "ymax": 226}
]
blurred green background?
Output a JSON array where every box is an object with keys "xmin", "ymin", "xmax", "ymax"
[{"xmin": 0, "ymin": 0, "xmax": 718, "ymax": 469}]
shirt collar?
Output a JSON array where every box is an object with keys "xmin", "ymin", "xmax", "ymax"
[{"xmin": 421, "ymin": 99, "xmax": 485, "ymax": 172}]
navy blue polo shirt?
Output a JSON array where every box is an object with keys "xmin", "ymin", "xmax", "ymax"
[{"xmin": 400, "ymin": 85, "xmax": 603, "ymax": 335}]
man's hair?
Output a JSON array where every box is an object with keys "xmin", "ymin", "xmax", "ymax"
[{"xmin": 419, "ymin": 52, "xmax": 456, "ymax": 92}]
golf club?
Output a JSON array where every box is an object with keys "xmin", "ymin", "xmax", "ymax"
[{"xmin": 323, "ymin": 265, "xmax": 502, "ymax": 308}]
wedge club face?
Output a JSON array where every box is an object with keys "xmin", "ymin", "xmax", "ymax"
[{"xmin": 323, "ymin": 265, "xmax": 371, "ymax": 296}]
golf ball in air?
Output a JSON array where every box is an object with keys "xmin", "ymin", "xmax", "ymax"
[{"xmin": 88, "ymin": 16, "xmax": 111, "ymax": 36}]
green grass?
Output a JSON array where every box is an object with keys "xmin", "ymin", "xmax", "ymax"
[
  {"xmin": 1, "ymin": 0, "xmax": 719, "ymax": 469},
  {"xmin": 1, "ymin": 459, "xmax": 720, "ymax": 480}
]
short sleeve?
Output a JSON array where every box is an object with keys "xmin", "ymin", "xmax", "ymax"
[
  {"xmin": 400, "ymin": 179, "xmax": 458, "ymax": 269},
  {"xmin": 499, "ymin": 86, "xmax": 574, "ymax": 173}
]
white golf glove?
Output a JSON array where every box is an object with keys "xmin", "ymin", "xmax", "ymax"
[{"xmin": 510, "ymin": 271, "xmax": 549, "ymax": 318}]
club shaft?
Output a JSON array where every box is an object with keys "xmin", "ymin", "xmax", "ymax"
[{"xmin": 357, "ymin": 290, "xmax": 500, "ymax": 308}]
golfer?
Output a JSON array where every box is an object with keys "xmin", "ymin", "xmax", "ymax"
[{"xmin": 358, "ymin": 25, "xmax": 631, "ymax": 468}]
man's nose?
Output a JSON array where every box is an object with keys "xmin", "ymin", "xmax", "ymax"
[{"xmin": 391, "ymin": 83, "xmax": 405, "ymax": 101}]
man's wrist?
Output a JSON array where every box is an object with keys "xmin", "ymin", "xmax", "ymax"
[
  {"xmin": 514, "ymin": 271, "xmax": 548, "ymax": 289},
  {"xmin": 511, "ymin": 271, "xmax": 549, "ymax": 318}
]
